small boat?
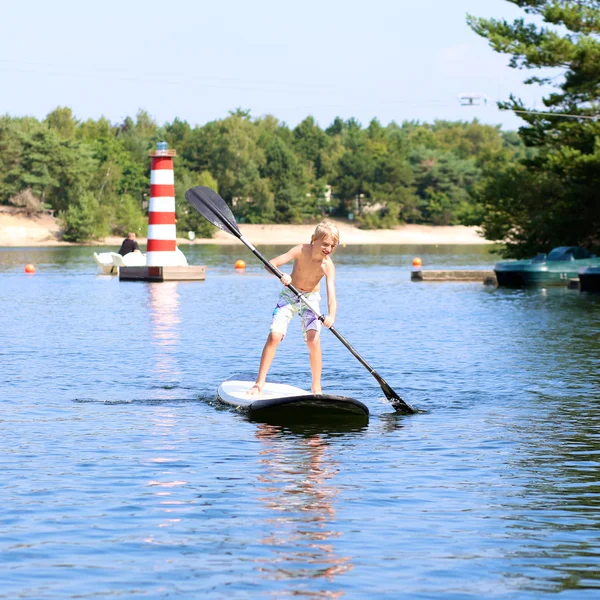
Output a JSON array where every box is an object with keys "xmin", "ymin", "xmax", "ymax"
[
  {"xmin": 494, "ymin": 246, "xmax": 600, "ymax": 287},
  {"xmin": 93, "ymin": 251, "xmax": 146, "ymax": 275},
  {"xmin": 578, "ymin": 266, "xmax": 600, "ymax": 292}
]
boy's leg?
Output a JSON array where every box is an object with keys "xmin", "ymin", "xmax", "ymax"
[
  {"xmin": 249, "ymin": 288, "xmax": 296, "ymax": 396},
  {"xmin": 300, "ymin": 292, "xmax": 323, "ymax": 394},
  {"xmin": 248, "ymin": 332, "xmax": 284, "ymax": 396},
  {"xmin": 306, "ymin": 329, "xmax": 322, "ymax": 394}
]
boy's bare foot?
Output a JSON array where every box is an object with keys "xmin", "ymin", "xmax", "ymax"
[
  {"xmin": 312, "ymin": 386, "xmax": 322, "ymax": 395},
  {"xmin": 247, "ymin": 383, "xmax": 263, "ymax": 397}
]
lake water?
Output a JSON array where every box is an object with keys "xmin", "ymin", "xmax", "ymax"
[{"xmin": 1, "ymin": 244, "xmax": 599, "ymax": 599}]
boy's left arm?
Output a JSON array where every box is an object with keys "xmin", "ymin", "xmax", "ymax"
[{"xmin": 323, "ymin": 262, "xmax": 337, "ymax": 328}]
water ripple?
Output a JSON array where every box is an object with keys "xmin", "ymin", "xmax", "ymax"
[{"xmin": 2, "ymin": 245, "xmax": 600, "ymax": 598}]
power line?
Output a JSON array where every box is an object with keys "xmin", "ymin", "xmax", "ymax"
[{"xmin": 509, "ymin": 108, "xmax": 599, "ymax": 121}]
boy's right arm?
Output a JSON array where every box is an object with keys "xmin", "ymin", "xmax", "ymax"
[{"xmin": 268, "ymin": 245, "xmax": 301, "ymax": 284}]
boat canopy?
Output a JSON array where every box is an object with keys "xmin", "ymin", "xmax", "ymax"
[{"xmin": 547, "ymin": 246, "xmax": 595, "ymax": 261}]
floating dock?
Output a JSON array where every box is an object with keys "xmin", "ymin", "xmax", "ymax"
[
  {"xmin": 411, "ymin": 270, "xmax": 497, "ymax": 285},
  {"xmin": 119, "ymin": 266, "xmax": 206, "ymax": 282}
]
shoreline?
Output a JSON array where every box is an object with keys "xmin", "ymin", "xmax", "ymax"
[{"xmin": 0, "ymin": 213, "xmax": 494, "ymax": 247}]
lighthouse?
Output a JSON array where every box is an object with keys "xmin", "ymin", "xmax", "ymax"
[
  {"xmin": 146, "ymin": 142, "xmax": 187, "ymax": 267},
  {"xmin": 118, "ymin": 141, "xmax": 206, "ymax": 282}
]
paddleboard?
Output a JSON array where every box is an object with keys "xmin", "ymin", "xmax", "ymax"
[{"xmin": 217, "ymin": 380, "xmax": 369, "ymax": 418}]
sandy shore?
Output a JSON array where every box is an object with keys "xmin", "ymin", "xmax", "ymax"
[{"xmin": 0, "ymin": 211, "xmax": 493, "ymax": 247}]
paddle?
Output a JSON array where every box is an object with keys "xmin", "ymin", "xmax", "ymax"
[{"xmin": 185, "ymin": 186, "xmax": 416, "ymax": 414}]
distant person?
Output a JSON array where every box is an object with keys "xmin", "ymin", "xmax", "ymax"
[
  {"xmin": 248, "ymin": 220, "xmax": 339, "ymax": 397},
  {"xmin": 118, "ymin": 232, "xmax": 140, "ymax": 256}
]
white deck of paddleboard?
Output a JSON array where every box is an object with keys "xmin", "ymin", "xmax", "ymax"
[{"xmin": 217, "ymin": 380, "xmax": 309, "ymax": 408}]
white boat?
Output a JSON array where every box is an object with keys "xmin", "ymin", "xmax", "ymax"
[
  {"xmin": 93, "ymin": 247, "xmax": 188, "ymax": 275},
  {"xmin": 93, "ymin": 251, "xmax": 146, "ymax": 275}
]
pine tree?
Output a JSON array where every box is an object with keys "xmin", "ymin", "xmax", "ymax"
[{"xmin": 468, "ymin": 1, "xmax": 600, "ymax": 256}]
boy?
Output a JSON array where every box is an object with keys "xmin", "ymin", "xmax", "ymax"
[{"xmin": 248, "ymin": 220, "xmax": 340, "ymax": 396}]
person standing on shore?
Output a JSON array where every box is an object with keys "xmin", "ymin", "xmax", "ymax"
[
  {"xmin": 118, "ymin": 232, "xmax": 140, "ymax": 256},
  {"xmin": 248, "ymin": 220, "xmax": 339, "ymax": 396}
]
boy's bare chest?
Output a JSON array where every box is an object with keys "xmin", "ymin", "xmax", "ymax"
[{"xmin": 292, "ymin": 258, "xmax": 324, "ymax": 283}]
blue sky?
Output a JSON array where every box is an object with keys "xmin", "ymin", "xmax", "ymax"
[{"xmin": 1, "ymin": 0, "xmax": 554, "ymax": 131}]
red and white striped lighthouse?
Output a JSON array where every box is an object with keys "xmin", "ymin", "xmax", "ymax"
[{"xmin": 146, "ymin": 142, "xmax": 186, "ymax": 267}]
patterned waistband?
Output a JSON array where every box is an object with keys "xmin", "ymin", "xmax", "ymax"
[{"xmin": 281, "ymin": 287, "xmax": 321, "ymax": 301}]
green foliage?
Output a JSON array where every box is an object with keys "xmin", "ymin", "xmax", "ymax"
[
  {"xmin": 197, "ymin": 111, "xmax": 267, "ymax": 220},
  {"xmin": 468, "ymin": 0, "xmax": 600, "ymax": 256},
  {"xmin": 411, "ymin": 148, "xmax": 480, "ymax": 225},
  {"xmin": 258, "ymin": 120, "xmax": 313, "ymax": 223},
  {"xmin": 175, "ymin": 169, "xmax": 219, "ymax": 238},
  {"xmin": 0, "ymin": 102, "xmax": 526, "ymax": 241},
  {"xmin": 61, "ymin": 192, "xmax": 108, "ymax": 241},
  {"xmin": 293, "ymin": 116, "xmax": 331, "ymax": 179},
  {"xmin": 357, "ymin": 210, "xmax": 400, "ymax": 230},
  {"xmin": 45, "ymin": 106, "xmax": 78, "ymax": 139},
  {"xmin": 0, "ymin": 120, "xmax": 98, "ymax": 213},
  {"xmin": 110, "ymin": 194, "xmax": 147, "ymax": 237}
]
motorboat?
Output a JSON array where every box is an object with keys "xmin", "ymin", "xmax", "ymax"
[
  {"xmin": 93, "ymin": 251, "xmax": 146, "ymax": 275},
  {"xmin": 494, "ymin": 246, "xmax": 600, "ymax": 287}
]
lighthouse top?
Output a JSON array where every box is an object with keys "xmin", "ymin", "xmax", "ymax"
[{"xmin": 149, "ymin": 141, "xmax": 177, "ymax": 157}]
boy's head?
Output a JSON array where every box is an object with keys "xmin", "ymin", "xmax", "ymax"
[{"xmin": 311, "ymin": 220, "xmax": 340, "ymax": 247}]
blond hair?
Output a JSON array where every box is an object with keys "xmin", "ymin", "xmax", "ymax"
[{"xmin": 312, "ymin": 220, "xmax": 340, "ymax": 246}]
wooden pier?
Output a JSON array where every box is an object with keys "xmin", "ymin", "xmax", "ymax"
[
  {"xmin": 411, "ymin": 270, "xmax": 497, "ymax": 285},
  {"xmin": 119, "ymin": 266, "xmax": 206, "ymax": 282}
]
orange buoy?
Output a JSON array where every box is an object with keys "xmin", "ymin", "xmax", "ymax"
[
  {"xmin": 235, "ymin": 260, "xmax": 246, "ymax": 269},
  {"xmin": 24, "ymin": 264, "xmax": 36, "ymax": 274},
  {"xmin": 412, "ymin": 257, "xmax": 422, "ymax": 268}
]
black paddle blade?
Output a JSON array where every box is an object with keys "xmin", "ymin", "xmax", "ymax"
[
  {"xmin": 380, "ymin": 379, "xmax": 416, "ymax": 414},
  {"xmin": 185, "ymin": 186, "xmax": 241, "ymax": 237}
]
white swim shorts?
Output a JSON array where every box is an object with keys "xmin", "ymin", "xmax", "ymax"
[{"xmin": 270, "ymin": 287, "xmax": 321, "ymax": 340}]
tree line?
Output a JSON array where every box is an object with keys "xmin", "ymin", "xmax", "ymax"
[{"xmin": 0, "ymin": 108, "xmax": 522, "ymax": 242}]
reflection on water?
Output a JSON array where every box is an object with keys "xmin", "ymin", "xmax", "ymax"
[
  {"xmin": 144, "ymin": 404, "xmax": 189, "ymax": 545},
  {"xmin": 145, "ymin": 283, "xmax": 190, "ymax": 540},
  {"xmin": 256, "ymin": 425, "xmax": 352, "ymax": 597},
  {"xmin": 148, "ymin": 282, "xmax": 181, "ymax": 392}
]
